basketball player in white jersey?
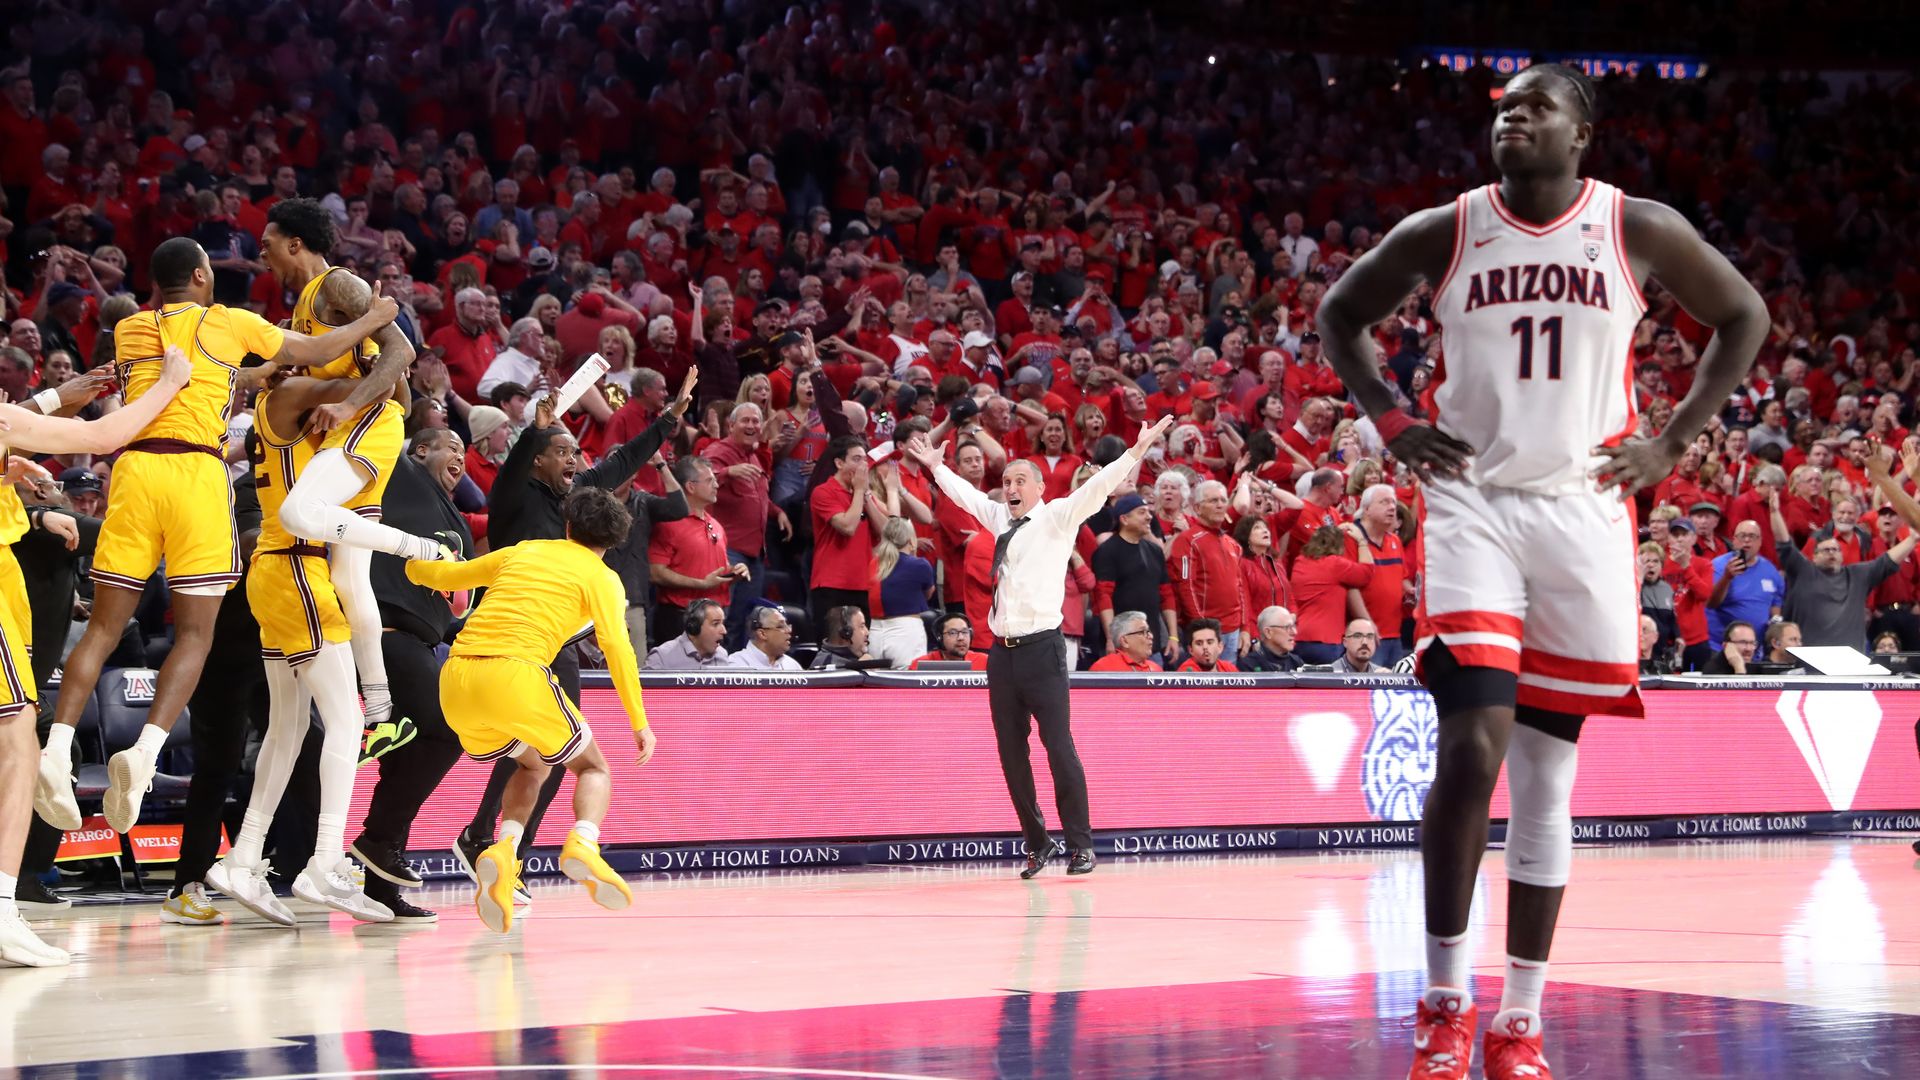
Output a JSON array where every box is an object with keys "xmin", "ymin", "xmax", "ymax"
[{"xmin": 1317, "ymin": 65, "xmax": 1767, "ymax": 1079}]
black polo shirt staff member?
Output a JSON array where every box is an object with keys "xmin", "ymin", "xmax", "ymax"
[{"xmin": 904, "ymin": 414, "xmax": 1172, "ymax": 878}]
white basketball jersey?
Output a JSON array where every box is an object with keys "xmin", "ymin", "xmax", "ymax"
[{"xmin": 1428, "ymin": 178, "xmax": 1646, "ymax": 495}]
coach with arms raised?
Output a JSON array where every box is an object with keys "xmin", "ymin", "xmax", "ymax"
[{"xmin": 904, "ymin": 414, "xmax": 1172, "ymax": 879}]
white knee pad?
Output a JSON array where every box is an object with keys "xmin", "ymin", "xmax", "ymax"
[{"xmin": 1503, "ymin": 724, "xmax": 1579, "ymax": 888}]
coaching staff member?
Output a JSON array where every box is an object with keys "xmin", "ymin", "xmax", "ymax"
[{"xmin": 904, "ymin": 414, "xmax": 1173, "ymax": 878}]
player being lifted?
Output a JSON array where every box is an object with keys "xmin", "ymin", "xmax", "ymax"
[
  {"xmin": 1315, "ymin": 64, "xmax": 1766, "ymax": 1080},
  {"xmin": 35, "ymin": 238, "xmax": 412, "ymax": 836},
  {"xmin": 404, "ymin": 487, "xmax": 655, "ymax": 934},
  {"xmin": 202, "ymin": 371, "xmax": 452, "ymax": 926},
  {"xmin": 259, "ymin": 198, "xmax": 446, "ymax": 764}
]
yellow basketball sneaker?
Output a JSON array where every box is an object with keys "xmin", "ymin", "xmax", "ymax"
[
  {"xmin": 559, "ymin": 832, "xmax": 630, "ymax": 912},
  {"xmin": 474, "ymin": 841, "xmax": 523, "ymax": 933}
]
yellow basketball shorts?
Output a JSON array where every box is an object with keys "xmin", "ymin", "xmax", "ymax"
[
  {"xmin": 92, "ymin": 449, "xmax": 240, "ymax": 593},
  {"xmin": 0, "ymin": 546, "xmax": 37, "ymax": 719},
  {"xmin": 246, "ymin": 547, "xmax": 351, "ymax": 667},
  {"xmin": 440, "ymin": 655, "xmax": 591, "ymax": 765},
  {"xmin": 320, "ymin": 400, "xmax": 403, "ymax": 519}
]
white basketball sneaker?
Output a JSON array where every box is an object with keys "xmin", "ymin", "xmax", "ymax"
[
  {"xmin": 33, "ymin": 748, "xmax": 82, "ymax": 831},
  {"xmin": 103, "ymin": 745, "xmax": 158, "ymax": 833},
  {"xmin": 205, "ymin": 856, "xmax": 296, "ymax": 927},
  {"xmin": 293, "ymin": 857, "xmax": 394, "ymax": 923},
  {"xmin": 0, "ymin": 907, "xmax": 70, "ymax": 967}
]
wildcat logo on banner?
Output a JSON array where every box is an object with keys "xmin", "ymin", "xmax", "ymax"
[{"xmin": 1361, "ymin": 689, "xmax": 1439, "ymax": 821}]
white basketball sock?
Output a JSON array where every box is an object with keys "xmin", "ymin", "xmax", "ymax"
[
  {"xmin": 571, "ymin": 820, "xmax": 600, "ymax": 845},
  {"xmin": 43, "ymin": 723, "xmax": 73, "ymax": 760},
  {"xmin": 501, "ymin": 820, "xmax": 526, "ymax": 854},
  {"xmin": 133, "ymin": 723, "xmax": 167, "ymax": 757},
  {"xmin": 1499, "ymin": 954, "xmax": 1548, "ymax": 1018},
  {"xmin": 232, "ymin": 659, "xmax": 307, "ymax": 864},
  {"xmin": 329, "ymin": 542, "xmax": 392, "ymax": 724},
  {"xmin": 1426, "ymin": 931, "xmax": 1471, "ymax": 994},
  {"xmin": 301, "ymin": 643, "xmax": 365, "ymax": 866}
]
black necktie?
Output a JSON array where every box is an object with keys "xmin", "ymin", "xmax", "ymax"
[{"xmin": 992, "ymin": 515, "xmax": 1029, "ymax": 586}]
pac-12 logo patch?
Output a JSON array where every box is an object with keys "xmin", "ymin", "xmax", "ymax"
[{"xmin": 1361, "ymin": 689, "xmax": 1439, "ymax": 821}]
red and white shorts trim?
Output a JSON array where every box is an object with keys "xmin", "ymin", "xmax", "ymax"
[{"xmin": 1414, "ymin": 477, "xmax": 1644, "ymax": 718}]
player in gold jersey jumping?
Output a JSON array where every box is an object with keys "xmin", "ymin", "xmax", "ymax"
[
  {"xmin": 260, "ymin": 198, "xmax": 435, "ymax": 763},
  {"xmin": 35, "ymin": 237, "xmax": 410, "ymax": 837},
  {"xmin": 404, "ymin": 487, "xmax": 655, "ymax": 933},
  {"xmin": 3, "ymin": 344, "xmax": 191, "ymax": 966}
]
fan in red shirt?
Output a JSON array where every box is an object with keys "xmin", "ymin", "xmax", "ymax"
[
  {"xmin": 428, "ymin": 288, "xmax": 501, "ymax": 403},
  {"xmin": 1344, "ymin": 485, "xmax": 1409, "ymax": 664},
  {"xmin": 1089, "ymin": 610, "xmax": 1165, "ymax": 672},
  {"xmin": 1174, "ymin": 619, "xmax": 1239, "ymax": 672},
  {"xmin": 1026, "ymin": 414, "xmax": 1085, "ymax": 502},
  {"xmin": 1662, "ymin": 519, "xmax": 1716, "ymax": 671},
  {"xmin": 809, "ymin": 435, "xmax": 891, "ymax": 629},
  {"xmin": 1166, "ymin": 479, "xmax": 1248, "ymax": 647},
  {"xmin": 909, "ymin": 612, "xmax": 989, "ymax": 670},
  {"xmin": 1280, "ymin": 397, "xmax": 1337, "ymax": 480},
  {"xmin": 1290, "ymin": 522, "xmax": 1375, "ymax": 662}
]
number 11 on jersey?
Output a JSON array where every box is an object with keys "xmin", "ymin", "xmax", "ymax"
[{"xmin": 1513, "ymin": 315, "xmax": 1563, "ymax": 380}]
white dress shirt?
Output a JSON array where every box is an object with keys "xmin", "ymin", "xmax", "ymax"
[
  {"xmin": 726, "ymin": 643, "xmax": 803, "ymax": 671},
  {"xmin": 478, "ymin": 345, "xmax": 541, "ymax": 399},
  {"xmin": 930, "ymin": 451, "xmax": 1141, "ymax": 638},
  {"xmin": 1280, "ymin": 234, "xmax": 1318, "ymax": 278}
]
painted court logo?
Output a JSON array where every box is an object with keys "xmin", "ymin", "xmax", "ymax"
[
  {"xmin": 1361, "ymin": 689, "xmax": 1439, "ymax": 821},
  {"xmin": 1775, "ymin": 690, "xmax": 1881, "ymax": 811}
]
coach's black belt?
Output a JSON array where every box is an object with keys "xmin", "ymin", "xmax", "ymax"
[{"xmin": 997, "ymin": 628, "xmax": 1061, "ymax": 650}]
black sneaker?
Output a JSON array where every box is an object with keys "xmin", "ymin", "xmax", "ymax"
[
  {"xmin": 359, "ymin": 715, "xmax": 419, "ymax": 765},
  {"xmin": 15, "ymin": 875, "xmax": 71, "ymax": 913},
  {"xmin": 453, "ymin": 827, "xmax": 490, "ymax": 885},
  {"xmin": 350, "ymin": 837, "xmax": 424, "ymax": 888},
  {"xmin": 363, "ymin": 877, "xmax": 437, "ymax": 923},
  {"xmin": 385, "ymin": 895, "xmax": 438, "ymax": 923}
]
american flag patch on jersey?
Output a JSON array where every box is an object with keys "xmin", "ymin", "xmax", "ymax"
[{"xmin": 1580, "ymin": 222, "xmax": 1607, "ymax": 242}]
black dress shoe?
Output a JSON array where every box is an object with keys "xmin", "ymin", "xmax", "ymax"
[
  {"xmin": 351, "ymin": 837, "xmax": 424, "ymax": 888},
  {"xmin": 1019, "ymin": 839, "xmax": 1063, "ymax": 879},
  {"xmin": 1912, "ymin": 839, "xmax": 1920, "ymax": 857},
  {"xmin": 1067, "ymin": 849, "xmax": 1096, "ymax": 875},
  {"xmin": 15, "ymin": 874, "xmax": 71, "ymax": 912}
]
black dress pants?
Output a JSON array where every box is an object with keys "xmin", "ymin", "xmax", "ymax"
[
  {"xmin": 464, "ymin": 643, "xmax": 580, "ymax": 844},
  {"xmin": 986, "ymin": 632, "xmax": 1092, "ymax": 852},
  {"xmin": 174, "ymin": 657, "xmax": 268, "ymax": 886},
  {"xmin": 354, "ymin": 631, "xmax": 464, "ymax": 854}
]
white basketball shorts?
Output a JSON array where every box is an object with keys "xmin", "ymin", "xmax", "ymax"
[{"xmin": 1413, "ymin": 476, "xmax": 1644, "ymax": 718}]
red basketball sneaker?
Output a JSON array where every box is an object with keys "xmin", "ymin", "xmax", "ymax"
[
  {"xmin": 1483, "ymin": 1008, "xmax": 1554, "ymax": 1079},
  {"xmin": 1407, "ymin": 988, "xmax": 1477, "ymax": 1079}
]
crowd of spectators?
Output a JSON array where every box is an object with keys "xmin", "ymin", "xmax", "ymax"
[{"xmin": 6, "ymin": 1, "xmax": 1920, "ymax": 676}]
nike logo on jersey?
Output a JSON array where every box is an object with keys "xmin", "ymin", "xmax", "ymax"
[{"xmin": 1474, "ymin": 237, "xmax": 1499, "ymax": 248}]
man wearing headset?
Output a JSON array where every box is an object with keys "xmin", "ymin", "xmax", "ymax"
[{"xmin": 644, "ymin": 599, "xmax": 731, "ymax": 669}]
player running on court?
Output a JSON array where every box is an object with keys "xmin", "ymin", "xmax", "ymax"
[
  {"xmin": 404, "ymin": 486, "xmax": 656, "ymax": 933},
  {"xmin": 1316, "ymin": 64, "xmax": 1767, "ymax": 1080}
]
